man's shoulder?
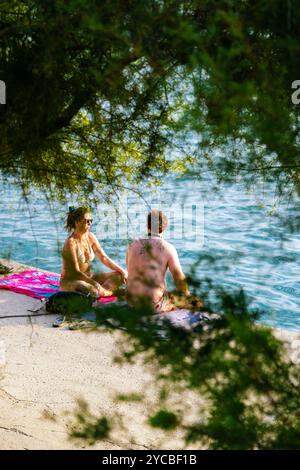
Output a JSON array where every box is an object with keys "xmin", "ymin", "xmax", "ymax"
[
  {"xmin": 127, "ymin": 238, "xmax": 141, "ymax": 251},
  {"xmin": 163, "ymin": 240, "xmax": 176, "ymax": 251},
  {"xmin": 128, "ymin": 238, "xmax": 175, "ymax": 249},
  {"xmin": 128, "ymin": 238, "xmax": 140, "ymax": 246},
  {"xmin": 128, "ymin": 238, "xmax": 168, "ymax": 249}
]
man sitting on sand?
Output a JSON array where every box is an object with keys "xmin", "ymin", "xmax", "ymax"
[{"xmin": 126, "ymin": 209, "xmax": 192, "ymax": 313}]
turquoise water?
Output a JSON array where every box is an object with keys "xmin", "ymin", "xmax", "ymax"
[{"xmin": 0, "ymin": 177, "xmax": 299, "ymax": 330}]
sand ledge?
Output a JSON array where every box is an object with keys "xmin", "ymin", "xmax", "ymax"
[
  {"xmin": 0, "ymin": 259, "xmax": 202, "ymax": 450},
  {"xmin": 0, "ymin": 258, "xmax": 299, "ymax": 450}
]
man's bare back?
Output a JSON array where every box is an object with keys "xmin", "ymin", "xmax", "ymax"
[{"xmin": 126, "ymin": 236, "xmax": 189, "ymax": 307}]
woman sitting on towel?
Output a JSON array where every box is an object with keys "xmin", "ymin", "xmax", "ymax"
[{"xmin": 60, "ymin": 206, "xmax": 127, "ymax": 297}]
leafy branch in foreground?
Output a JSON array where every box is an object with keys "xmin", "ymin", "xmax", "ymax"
[
  {"xmin": 68, "ymin": 399, "xmax": 111, "ymax": 445},
  {"xmin": 68, "ymin": 279, "xmax": 300, "ymax": 450},
  {"xmin": 1, "ymin": 1, "xmax": 300, "ymax": 197}
]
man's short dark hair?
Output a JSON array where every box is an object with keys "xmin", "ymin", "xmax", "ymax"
[{"xmin": 147, "ymin": 209, "xmax": 168, "ymax": 235}]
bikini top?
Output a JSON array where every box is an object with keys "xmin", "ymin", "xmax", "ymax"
[{"xmin": 76, "ymin": 238, "xmax": 95, "ymax": 264}]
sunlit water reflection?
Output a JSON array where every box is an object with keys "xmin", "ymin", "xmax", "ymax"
[{"xmin": 0, "ymin": 177, "xmax": 299, "ymax": 330}]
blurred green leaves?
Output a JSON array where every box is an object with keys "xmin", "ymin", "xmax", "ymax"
[
  {"xmin": 149, "ymin": 410, "xmax": 179, "ymax": 430},
  {"xmin": 1, "ymin": 1, "xmax": 300, "ymax": 199},
  {"xmin": 76, "ymin": 278, "xmax": 300, "ymax": 449},
  {"xmin": 69, "ymin": 399, "xmax": 111, "ymax": 445}
]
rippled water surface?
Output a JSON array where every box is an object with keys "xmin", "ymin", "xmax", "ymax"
[{"xmin": 0, "ymin": 178, "xmax": 299, "ymax": 330}]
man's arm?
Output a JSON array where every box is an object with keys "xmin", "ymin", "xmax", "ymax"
[
  {"xmin": 167, "ymin": 245, "xmax": 190, "ymax": 295},
  {"xmin": 126, "ymin": 248, "xmax": 129, "ymax": 270}
]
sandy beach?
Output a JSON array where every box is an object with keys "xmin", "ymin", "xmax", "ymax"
[
  {"xmin": 1, "ymin": 258, "xmax": 299, "ymax": 450},
  {"xmin": 0, "ymin": 259, "xmax": 204, "ymax": 450}
]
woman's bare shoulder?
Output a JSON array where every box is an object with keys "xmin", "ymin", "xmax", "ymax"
[
  {"xmin": 63, "ymin": 236, "xmax": 76, "ymax": 250},
  {"xmin": 88, "ymin": 231, "xmax": 98, "ymax": 244}
]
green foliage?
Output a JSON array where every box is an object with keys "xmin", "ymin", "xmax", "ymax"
[
  {"xmin": 148, "ymin": 410, "xmax": 179, "ymax": 430},
  {"xmin": 115, "ymin": 393, "xmax": 144, "ymax": 403},
  {"xmin": 69, "ymin": 399, "xmax": 111, "ymax": 445},
  {"xmin": 1, "ymin": 1, "xmax": 300, "ymax": 198},
  {"xmin": 82, "ymin": 280, "xmax": 300, "ymax": 450}
]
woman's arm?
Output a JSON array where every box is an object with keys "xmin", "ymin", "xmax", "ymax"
[{"xmin": 89, "ymin": 232, "xmax": 127, "ymax": 279}]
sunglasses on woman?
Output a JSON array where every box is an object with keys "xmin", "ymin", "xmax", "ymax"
[{"xmin": 83, "ymin": 218, "xmax": 93, "ymax": 225}]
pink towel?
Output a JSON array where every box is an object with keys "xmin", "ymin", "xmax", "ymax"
[{"xmin": 0, "ymin": 270, "xmax": 117, "ymax": 303}]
